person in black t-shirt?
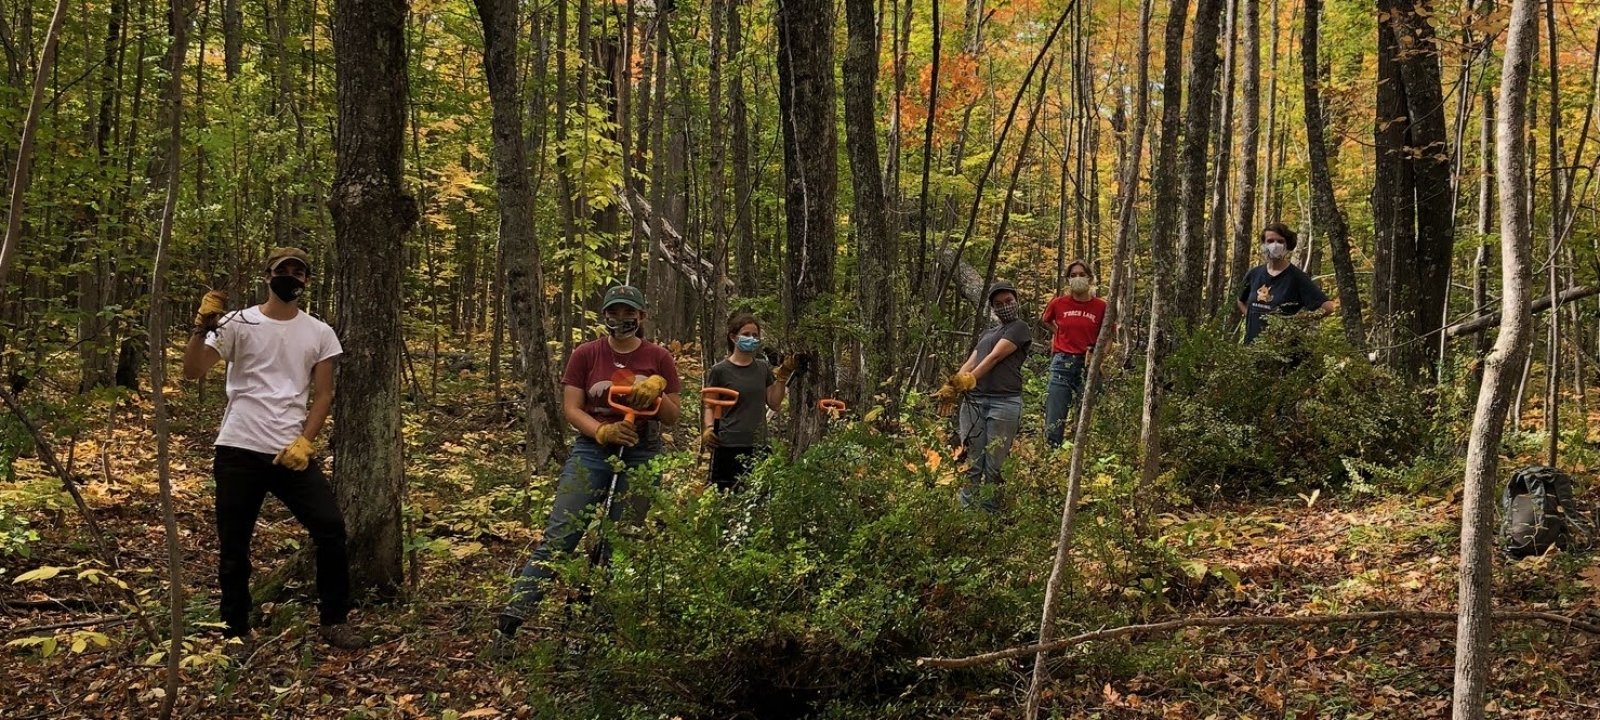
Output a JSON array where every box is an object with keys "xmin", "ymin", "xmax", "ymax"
[{"xmin": 1235, "ymin": 222, "xmax": 1336, "ymax": 343}]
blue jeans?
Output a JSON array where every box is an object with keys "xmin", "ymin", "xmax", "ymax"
[
  {"xmin": 957, "ymin": 394, "xmax": 1022, "ymax": 512},
  {"xmin": 1044, "ymin": 352, "xmax": 1087, "ymax": 447},
  {"xmin": 503, "ymin": 436, "xmax": 659, "ymax": 620}
]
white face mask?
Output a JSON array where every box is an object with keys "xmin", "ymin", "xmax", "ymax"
[
  {"xmin": 1263, "ymin": 242, "xmax": 1288, "ymax": 260},
  {"xmin": 1068, "ymin": 276, "xmax": 1091, "ymax": 294}
]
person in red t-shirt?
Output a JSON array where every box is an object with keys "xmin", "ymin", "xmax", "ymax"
[
  {"xmin": 1040, "ymin": 260, "xmax": 1108, "ymax": 447},
  {"xmin": 492, "ymin": 285, "xmax": 682, "ymax": 655}
]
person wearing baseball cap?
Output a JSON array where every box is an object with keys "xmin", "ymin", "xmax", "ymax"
[
  {"xmin": 932, "ymin": 280, "xmax": 1031, "ymax": 511},
  {"xmin": 181, "ymin": 247, "xmax": 367, "ymax": 654},
  {"xmin": 491, "ymin": 284, "xmax": 682, "ymax": 655}
]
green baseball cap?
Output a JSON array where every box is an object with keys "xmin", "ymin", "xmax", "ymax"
[{"xmin": 602, "ymin": 285, "xmax": 646, "ymax": 310}]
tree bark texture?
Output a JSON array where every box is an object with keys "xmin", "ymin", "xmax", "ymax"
[
  {"xmin": 1452, "ymin": 0, "xmax": 1537, "ymax": 714},
  {"xmin": 843, "ymin": 0, "xmax": 898, "ymax": 406},
  {"xmin": 1230, "ymin": 0, "xmax": 1261, "ymax": 308},
  {"xmin": 776, "ymin": 0, "xmax": 839, "ymax": 451},
  {"xmin": 1302, "ymin": 0, "xmax": 1364, "ymax": 346},
  {"xmin": 474, "ymin": 0, "xmax": 565, "ymax": 470},
  {"xmin": 1174, "ymin": 0, "xmax": 1223, "ymax": 323},
  {"xmin": 328, "ymin": 0, "xmax": 417, "ymax": 598}
]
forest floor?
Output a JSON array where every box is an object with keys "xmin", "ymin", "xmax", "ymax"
[{"xmin": 3, "ymin": 354, "xmax": 1600, "ymax": 719}]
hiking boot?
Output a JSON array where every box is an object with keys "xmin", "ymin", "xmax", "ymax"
[
  {"xmin": 481, "ymin": 629, "xmax": 517, "ymax": 662},
  {"xmin": 318, "ymin": 623, "xmax": 369, "ymax": 650}
]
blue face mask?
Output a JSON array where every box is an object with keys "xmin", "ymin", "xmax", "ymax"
[{"xmin": 736, "ymin": 335, "xmax": 762, "ymax": 353}]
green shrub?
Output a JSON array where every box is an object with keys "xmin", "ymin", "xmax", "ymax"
[
  {"xmin": 523, "ymin": 419, "xmax": 1146, "ymax": 718},
  {"xmin": 1153, "ymin": 316, "xmax": 1428, "ymax": 496}
]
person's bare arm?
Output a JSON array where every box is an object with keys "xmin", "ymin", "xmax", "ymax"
[
  {"xmin": 656, "ymin": 392, "xmax": 682, "ymax": 425},
  {"xmin": 957, "ymin": 349, "xmax": 980, "ymax": 375},
  {"xmin": 564, "ymin": 385, "xmax": 605, "ymax": 438},
  {"xmin": 301, "ymin": 359, "xmax": 335, "ymax": 441},
  {"xmin": 182, "ymin": 333, "xmax": 222, "ymax": 380},
  {"xmin": 970, "ymin": 339, "xmax": 1019, "ymax": 380},
  {"xmin": 1236, "ymin": 300, "xmax": 1248, "ymax": 317},
  {"xmin": 766, "ymin": 377, "xmax": 786, "ymax": 411}
]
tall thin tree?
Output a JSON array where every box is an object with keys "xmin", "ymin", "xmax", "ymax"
[{"xmin": 1452, "ymin": 0, "xmax": 1538, "ymax": 714}]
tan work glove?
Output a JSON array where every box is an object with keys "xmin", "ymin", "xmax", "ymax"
[
  {"xmin": 931, "ymin": 372, "xmax": 976, "ymax": 417},
  {"xmin": 773, "ymin": 355, "xmax": 800, "ymax": 385},
  {"xmin": 595, "ymin": 421, "xmax": 640, "ymax": 448},
  {"xmin": 194, "ymin": 290, "xmax": 228, "ymax": 332},
  {"xmin": 273, "ymin": 436, "xmax": 315, "ymax": 471},
  {"xmin": 700, "ymin": 427, "xmax": 720, "ymax": 449},
  {"xmin": 629, "ymin": 375, "xmax": 668, "ymax": 409}
]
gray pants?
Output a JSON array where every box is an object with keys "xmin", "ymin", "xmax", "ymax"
[{"xmin": 957, "ymin": 394, "xmax": 1022, "ymax": 511}]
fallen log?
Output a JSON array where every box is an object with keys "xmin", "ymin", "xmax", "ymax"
[
  {"xmin": 617, "ymin": 188, "xmax": 736, "ymax": 296},
  {"xmin": 1445, "ymin": 285, "xmax": 1599, "ymax": 338},
  {"xmin": 919, "ymin": 608, "xmax": 1600, "ymax": 669}
]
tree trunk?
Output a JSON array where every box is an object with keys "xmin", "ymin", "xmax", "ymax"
[
  {"xmin": 328, "ymin": 0, "xmax": 416, "ymax": 598},
  {"xmin": 147, "ymin": 0, "xmax": 197, "ymax": 713},
  {"xmin": 1302, "ymin": 0, "xmax": 1363, "ymax": 346},
  {"xmin": 1230, "ymin": 0, "xmax": 1261, "ymax": 314},
  {"xmin": 1135, "ymin": 0, "xmax": 1189, "ymax": 524},
  {"xmin": 1024, "ymin": 1, "xmax": 1152, "ymax": 714},
  {"xmin": 843, "ymin": 0, "xmax": 897, "ymax": 407},
  {"xmin": 1452, "ymin": 0, "xmax": 1537, "ymax": 713},
  {"xmin": 1174, "ymin": 0, "xmax": 1223, "ymax": 322},
  {"xmin": 728, "ymin": 0, "xmax": 756, "ymax": 295},
  {"xmin": 1395, "ymin": 0, "xmax": 1454, "ymax": 374},
  {"xmin": 776, "ymin": 0, "xmax": 839, "ymax": 451},
  {"xmin": 0, "ymin": 0, "xmax": 69, "ymax": 293},
  {"xmin": 1205, "ymin": 0, "xmax": 1238, "ymax": 313},
  {"xmin": 474, "ymin": 0, "xmax": 564, "ymax": 470}
]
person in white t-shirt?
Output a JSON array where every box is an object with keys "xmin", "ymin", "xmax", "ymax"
[{"xmin": 181, "ymin": 247, "xmax": 366, "ymax": 652}]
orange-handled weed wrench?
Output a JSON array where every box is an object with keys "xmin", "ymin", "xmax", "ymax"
[
  {"xmin": 818, "ymin": 398, "xmax": 848, "ymax": 421},
  {"xmin": 588, "ymin": 385, "xmax": 663, "ymax": 565},
  {"xmin": 702, "ymin": 387, "xmax": 740, "ymax": 436}
]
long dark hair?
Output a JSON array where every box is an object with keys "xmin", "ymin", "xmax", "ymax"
[{"xmin": 726, "ymin": 312, "xmax": 759, "ymax": 352}]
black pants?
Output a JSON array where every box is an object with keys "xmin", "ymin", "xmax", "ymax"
[
  {"xmin": 214, "ymin": 445, "xmax": 351, "ymax": 636},
  {"xmin": 708, "ymin": 446, "xmax": 766, "ymax": 492}
]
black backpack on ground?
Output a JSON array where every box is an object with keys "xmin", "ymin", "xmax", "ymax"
[{"xmin": 1500, "ymin": 465, "xmax": 1592, "ymax": 559}]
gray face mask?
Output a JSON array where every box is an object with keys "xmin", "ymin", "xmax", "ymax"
[
  {"xmin": 1263, "ymin": 242, "xmax": 1288, "ymax": 260},
  {"xmin": 1068, "ymin": 276, "xmax": 1091, "ymax": 294},
  {"xmin": 992, "ymin": 302, "xmax": 1020, "ymax": 323}
]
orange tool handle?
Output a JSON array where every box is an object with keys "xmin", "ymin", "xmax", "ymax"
[
  {"xmin": 607, "ymin": 385, "xmax": 662, "ymax": 424},
  {"xmin": 702, "ymin": 386, "xmax": 740, "ymax": 413},
  {"xmin": 818, "ymin": 398, "xmax": 847, "ymax": 417}
]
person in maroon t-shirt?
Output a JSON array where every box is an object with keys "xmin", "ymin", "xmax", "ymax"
[
  {"xmin": 491, "ymin": 285, "xmax": 682, "ymax": 655},
  {"xmin": 1041, "ymin": 260, "xmax": 1108, "ymax": 447}
]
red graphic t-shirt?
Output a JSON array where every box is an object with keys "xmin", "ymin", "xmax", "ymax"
[
  {"xmin": 1041, "ymin": 295, "xmax": 1107, "ymax": 355},
  {"xmin": 561, "ymin": 338, "xmax": 683, "ymax": 421}
]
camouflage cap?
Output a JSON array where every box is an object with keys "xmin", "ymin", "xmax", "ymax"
[{"xmin": 265, "ymin": 247, "xmax": 313, "ymax": 275}]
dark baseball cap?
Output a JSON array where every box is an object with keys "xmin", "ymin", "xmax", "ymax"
[
  {"xmin": 987, "ymin": 281, "xmax": 1019, "ymax": 302},
  {"xmin": 265, "ymin": 247, "xmax": 313, "ymax": 275},
  {"xmin": 602, "ymin": 285, "xmax": 646, "ymax": 310}
]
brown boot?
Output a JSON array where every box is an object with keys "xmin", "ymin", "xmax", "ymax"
[{"xmin": 318, "ymin": 624, "xmax": 369, "ymax": 650}]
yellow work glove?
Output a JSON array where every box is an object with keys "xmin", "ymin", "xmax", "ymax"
[
  {"xmin": 194, "ymin": 290, "xmax": 228, "ymax": 332},
  {"xmin": 629, "ymin": 375, "xmax": 668, "ymax": 409},
  {"xmin": 595, "ymin": 421, "xmax": 639, "ymax": 448},
  {"xmin": 951, "ymin": 372, "xmax": 976, "ymax": 392},
  {"xmin": 773, "ymin": 355, "xmax": 800, "ymax": 385},
  {"xmin": 700, "ymin": 426, "xmax": 720, "ymax": 449},
  {"xmin": 273, "ymin": 436, "xmax": 315, "ymax": 471}
]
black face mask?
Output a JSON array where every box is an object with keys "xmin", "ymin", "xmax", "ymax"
[
  {"xmin": 269, "ymin": 275, "xmax": 305, "ymax": 303},
  {"xmin": 605, "ymin": 317, "xmax": 639, "ymax": 338}
]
